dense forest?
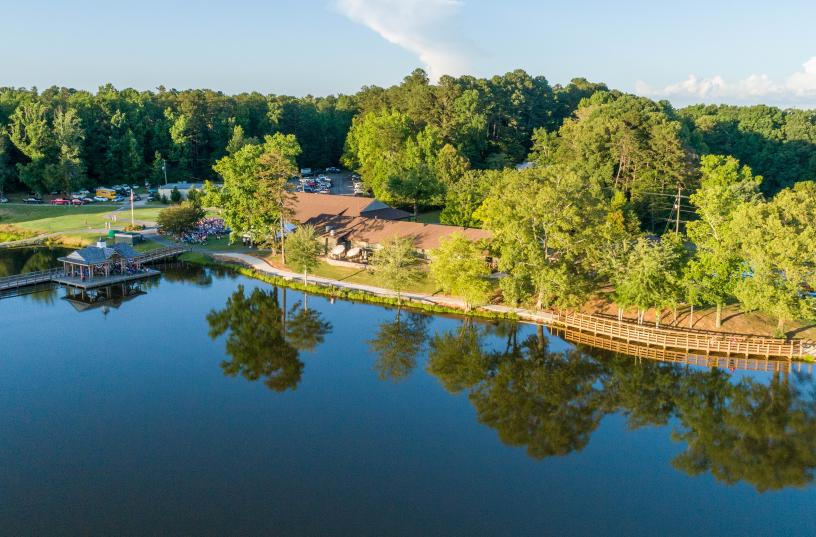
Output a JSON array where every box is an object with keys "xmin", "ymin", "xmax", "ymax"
[
  {"xmin": 2, "ymin": 68, "xmax": 816, "ymax": 331},
  {"xmin": 1, "ymin": 69, "xmax": 814, "ymax": 200},
  {"xmin": 1, "ymin": 70, "xmax": 815, "ymax": 198}
]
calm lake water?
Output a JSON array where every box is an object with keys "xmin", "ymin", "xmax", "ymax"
[{"xmin": 1, "ymin": 247, "xmax": 815, "ymax": 536}]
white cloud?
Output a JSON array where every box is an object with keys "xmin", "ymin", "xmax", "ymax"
[
  {"xmin": 335, "ymin": 0, "xmax": 469, "ymax": 80},
  {"xmin": 636, "ymin": 57, "xmax": 816, "ymax": 107}
]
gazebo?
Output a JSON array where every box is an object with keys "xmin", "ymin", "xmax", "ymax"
[{"xmin": 58, "ymin": 242, "xmax": 142, "ymax": 281}]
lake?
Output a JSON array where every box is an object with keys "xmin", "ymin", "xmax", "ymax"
[{"xmin": 0, "ymin": 247, "xmax": 815, "ymax": 536}]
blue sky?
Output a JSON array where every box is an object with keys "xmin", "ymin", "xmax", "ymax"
[{"xmin": 2, "ymin": 0, "xmax": 815, "ymax": 106}]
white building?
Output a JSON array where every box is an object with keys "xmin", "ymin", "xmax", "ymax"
[{"xmin": 158, "ymin": 182, "xmax": 205, "ymax": 201}]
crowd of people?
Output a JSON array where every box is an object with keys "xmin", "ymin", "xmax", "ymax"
[{"xmin": 180, "ymin": 217, "xmax": 229, "ymax": 244}]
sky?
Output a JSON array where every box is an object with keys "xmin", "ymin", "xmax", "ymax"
[{"xmin": 2, "ymin": 0, "xmax": 815, "ymax": 107}]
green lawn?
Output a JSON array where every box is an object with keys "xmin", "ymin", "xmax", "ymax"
[
  {"xmin": 0, "ymin": 204, "xmax": 164, "ymax": 234},
  {"xmin": 189, "ymin": 236, "xmax": 254, "ymax": 253},
  {"xmin": 262, "ymin": 254, "xmax": 439, "ymax": 294},
  {"xmin": 133, "ymin": 237, "xmax": 166, "ymax": 252}
]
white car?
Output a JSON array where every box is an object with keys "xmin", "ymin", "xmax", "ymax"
[
  {"xmin": 0, "ymin": 197, "xmax": 8, "ymax": 203},
  {"xmin": 93, "ymin": 196, "xmax": 108, "ymax": 202}
]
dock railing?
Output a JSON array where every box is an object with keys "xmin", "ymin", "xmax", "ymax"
[
  {"xmin": 0, "ymin": 268, "xmax": 64, "ymax": 291},
  {"xmin": 554, "ymin": 327, "xmax": 805, "ymax": 374},
  {"xmin": 135, "ymin": 245, "xmax": 187, "ymax": 263},
  {"xmin": 550, "ymin": 311, "xmax": 813, "ymax": 359}
]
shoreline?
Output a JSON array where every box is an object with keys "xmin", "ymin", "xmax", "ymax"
[{"xmin": 179, "ymin": 252, "xmax": 815, "ymax": 363}]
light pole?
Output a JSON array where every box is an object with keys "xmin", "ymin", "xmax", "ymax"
[{"xmin": 162, "ymin": 160, "xmax": 168, "ymax": 185}]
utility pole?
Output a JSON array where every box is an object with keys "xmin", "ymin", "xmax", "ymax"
[{"xmin": 674, "ymin": 185, "xmax": 682, "ymax": 236}]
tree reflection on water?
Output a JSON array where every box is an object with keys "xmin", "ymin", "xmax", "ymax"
[
  {"xmin": 207, "ymin": 285, "xmax": 331, "ymax": 392},
  {"xmin": 368, "ymin": 309, "xmax": 429, "ymax": 382},
  {"xmin": 427, "ymin": 320, "xmax": 816, "ymax": 492}
]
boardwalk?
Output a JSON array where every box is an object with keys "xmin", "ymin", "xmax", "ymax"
[
  {"xmin": 555, "ymin": 328, "xmax": 812, "ymax": 374},
  {"xmin": 549, "ymin": 312, "xmax": 815, "ymax": 360},
  {"xmin": 0, "ymin": 268, "xmax": 63, "ymax": 291}
]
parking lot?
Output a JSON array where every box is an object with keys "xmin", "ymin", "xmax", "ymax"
[{"xmin": 298, "ymin": 169, "xmax": 364, "ymax": 197}]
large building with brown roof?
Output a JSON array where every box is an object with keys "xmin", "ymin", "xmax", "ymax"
[
  {"xmin": 291, "ymin": 193, "xmax": 491, "ymax": 256},
  {"xmin": 293, "ymin": 192, "xmax": 411, "ymax": 224}
]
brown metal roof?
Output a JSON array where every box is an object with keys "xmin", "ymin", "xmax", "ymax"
[
  {"xmin": 327, "ymin": 217, "xmax": 492, "ymax": 251},
  {"xmin": 292, "ymin": 193, "xmax": 411, "ymax": 225},
  {"xmin": 292, "ymin": 193, "xmax": 490, "ymax": 250}
]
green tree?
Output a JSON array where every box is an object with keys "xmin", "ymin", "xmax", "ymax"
[
  {"xmin": 256, "ymin": 133, "xmax": 300, "ymax": 260},
  {"xmin": 150, "ymin": 151, "xmax": 165, "ymax": 187},
  {"xmin": 684, "ymin": 155, "xmax": 762, "ymax": 326},
  {"xmin": 170, "ymin": 186, "xmax": 182, "ymax": 204},
  {"xmin": 439, "ymin": 169, "xmax": 494, "ymax": 227},
  {"xmin": 429, "ymin": 233, "xmax": 491, "ymax": 311},
  {"xmin": 286, "ymin": 224, "xmax": 322, "ymax": 282},
  {"xmin": 0, "ymin": 127, "xmax": 14, "ymax": 196},
  {"xmin": 210, "ymin": 133, "xmax": 301, "ymax": 247},
  {"xmin": 612, "ymin": 236, "xmax": 686, "ymax": 326},
  {"xmin": 434, "ymin": 143, "xmax": 470, "ymax": 189},
  {"xmin": 342, "ymin": 109, "xmax": 412, "ymax": 202},
  {"xmin": 477, "ymin": 166, "xmax": 607, "ymax": 309},
  {"xmin": 369, "ymin": 236, "xmax": 422, "ymax": 301},
  {"xmin": 9, "ymin": 100, "xmax": 52, "ymax": 193},
  {"xmin": 733, "ymin": 181, "xmax": 816, "ymax": 334},
  {"xmin": 388, "ymin": 125, "xmax": 445, "ymax": 216},
  {"xmin": 226, "ymin": 124, "xmax": 257, "ymax": 155},
  {"xmin": 538, "ymin": 93, "xmax": 695, "ymax": 228},
  {"xmin": 49, "ymin": 107, "xmax": 85, "ymax": 194},
  {"xmin": 157, "ymin": 203, "xmax": 203, "ymax": 237}
]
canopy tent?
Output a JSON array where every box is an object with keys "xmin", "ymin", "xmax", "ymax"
[{"xmin": 330, "ymin": 244, "xmax": 346, "ymax": 257}]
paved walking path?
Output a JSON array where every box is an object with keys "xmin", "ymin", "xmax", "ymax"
[{"xmin": 213, "ymin": 252, "xmax": 556, "ymax": 323}]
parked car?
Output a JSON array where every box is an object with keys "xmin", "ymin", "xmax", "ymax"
[
  {"xmin": 51, "ymin": 198, "xmax": 71, "ymax": 205},
  {"xmin": 93, "ymin": 196, "xmax": 108, "ymax": 202},
  {"xmin": 71, "ymin": 198, "xmax": 85, "ymax": 206},
  {"xmin": 113, "ymin": 196, "xmax": 125, "ymax": 203},
  {"xmin": 23, "ymin": 197, "xmax": 43, "ymax": 204},
  {"xmin": 0, "ymin": 197, "xmax": 8, "ymax": 203},
  {"xmin": 326, "ymin": 166, "xmax": 340, "ymax": 173},
  {"xmin": 82, "ymin": 197, "xmax": 96, "ymax": 203}
]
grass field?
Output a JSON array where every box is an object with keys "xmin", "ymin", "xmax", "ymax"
[
  {"xmin": 189, "ymin": 236, "xmax": 254, "ymax": 253},
  {"xmin": 261, "ymin": 253, "xmax": 440, "ymax": 294},
  {"xmin": 0, "ymin": 203, "xmax": 164, "ymax": 234}
]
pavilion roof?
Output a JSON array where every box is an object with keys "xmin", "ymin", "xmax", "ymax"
[{"xmin": 59, "ymin": 243, "xmax": 140, "ymax": 265}]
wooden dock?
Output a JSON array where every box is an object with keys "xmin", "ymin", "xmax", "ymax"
[
  {"xmin": 548, "ymin": 311, "xmax": 816, "ymax": 360},
  {"xmin": 52, "ymin": 269, "xmax": 161, "ymax": 289},
  {"xmin": 0, "ymin": 245, "xmax": 186, "ymax": 294},
  {"xmin": 0, "ymin": 268, "xmax": 63, "ymax": 291},
  {"xmin": 554, "ymin": 327, "xmax": 812, "ymax": 374}
]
